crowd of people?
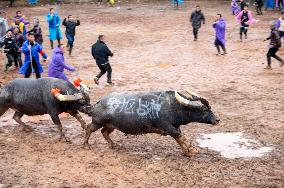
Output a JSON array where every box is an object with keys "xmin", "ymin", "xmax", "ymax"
[
  {"xmin": 189, "ymin": 1, "xmax": 283, "ymax": 69},
  {"xmin": 0, "ymin": 0, "xmax": 283, "ymax": 87}
]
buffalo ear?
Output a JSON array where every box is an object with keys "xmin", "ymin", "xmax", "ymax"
[{"xmin": 200, "ymin": 98, "xmax": 209, "ymax": 107}]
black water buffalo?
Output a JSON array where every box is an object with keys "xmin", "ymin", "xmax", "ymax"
[
  {"xmin": 0, "ymin": 78, "xmax": 91, "ymax": 141},
  {"xmin": 84, "ymin": 90, "xmax": 219, "ymax": 157}
]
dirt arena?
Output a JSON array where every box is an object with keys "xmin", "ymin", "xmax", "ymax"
[{"xmin": 0, "ymin": 1, "xmax": 283, "ymax": 187}]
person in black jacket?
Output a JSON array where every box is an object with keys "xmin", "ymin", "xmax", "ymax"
[
  {"xmin": 28, "ymin": 18, "xmax": 43, "ymax": 44},
  {"xmin": 13, "ymin": 27, "xmax": 24, "ymax": 67},
  {"xmin": 92, "ymin": 35, "xmax": 114, "ymax": 85},
  {"xmin": 1, "ymin": 30, "xmax": 18, "ymax": 71},
  {"xmin": 255, "ymin": 0, "xmax": 263, "ymax": 15},
  {"xmin": 264, "ymin": 22, "xmax": 284, "ymax": 70},
  {"xmin": 62, "ymin": 15, "xmax": 80, "ymax": 56},
  {"xmin": 239, "ymin": 0, "xmax": 247, "ymax": 11},
  {"xmin": 190, "ymin": 5, "xmax": 205, "ymax": 41}
]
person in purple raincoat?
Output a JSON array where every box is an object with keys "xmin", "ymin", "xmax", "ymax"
[
  {"xmin": 48, "ymin": 44, "xmax": 75, "ymax": 82},
  {"xmin": 231, "ymin": 0, "xmax": 240, "ymax": 15},
  {"xmin": 213, "ymin": 14, "xmax": 227, "ymax": 55}
]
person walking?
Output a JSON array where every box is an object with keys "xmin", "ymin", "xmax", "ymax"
[
  {"xmin": 46, "ymin": 8, "xmax": 62, "ymax": 49},
  {"xmin": 255, "ymin": 0, "xmax": 264, "ymax": 15},
  {"xmin": 48, "ymin": 44, "xmax": 75, "ymax": 82},
  {"xmin": 19, "ymin": 33, "xmax": 47, "ymax": 78},
  {"xmin": 62, "ymin": 15, "xmax": 80, "ymax": 56},
  {"xmin": 236, "ymin": 5, "xmax": 255, "ymax": 41},
  {"xmin": 213, "ymin": 14, "xmax": 227, "ymax": 55},
  {"xmin": 92, "ymin": 35, "xmax": 114, "ymax": 86},
  {"xmin": 190, "ymin": 5, "xmax": 205, "ymax": 41},
  {"xmin": 264, "ymin": 21, "xmax": 284, "ymax": 69}
]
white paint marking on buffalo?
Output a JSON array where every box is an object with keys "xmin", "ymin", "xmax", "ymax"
[{"xmin": 196, "ymin": 132, "xmax": 273, "ymax": 159}]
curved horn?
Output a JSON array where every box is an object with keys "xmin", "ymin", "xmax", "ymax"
[
  {"xmin": 175, "ymin": 91, "xmax": 203, "ymax": 108},
  {"xmin": 54, "ymin": 93, "xmax": 83, "ymax": 102},
  {"xmin": 186, "ymin": 90, "xmax": 200, "ymax": 98},
  {"xmin": 52, "ymin": 88, "xmax": 84, "ymax": 102}
]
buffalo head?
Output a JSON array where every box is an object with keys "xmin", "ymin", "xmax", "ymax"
[{"xmin": 175, "ymin": 90, "xmax": 220, "ymax": 125}]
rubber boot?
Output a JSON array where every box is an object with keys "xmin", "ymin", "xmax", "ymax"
[
  {"xmin": 221, "ymin": 45, "xmax": 227, "ymax": 55},
  {"xmin": 50, "ymin": 40, "xmax": 54, "ymax": 49},
  {"xmin": 69, "ymin": 47, "xmax": 73, "ymax": 56}
]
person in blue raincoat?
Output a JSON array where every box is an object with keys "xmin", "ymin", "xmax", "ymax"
[
  {"xmin": 19, "ymin": 33, "xmax": 47, "ymax": 79},
  {"xmin": 46, "ymin": 8, "xmax": 62, "ymax": 49},
  {"xmin": 265, "ymin": 0, "xmax": 275, "ymax": 10},
  {"xmin": 172, "ymin": 0, "xmax": 183, "ymax": 9},
  {"xmin": 28, "ymin": 0, "xmax": 38, "ymax": 5}
]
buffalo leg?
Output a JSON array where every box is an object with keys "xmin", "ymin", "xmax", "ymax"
[
  {"xmin": 49, "ymin": 113, "xmax": 68, "ymax": 142},
  {"xmin": 70, "ymin": 111, "xmax": 86, "ymax": 129},
  {"xmin": 174, "ymin": 136, "xmax": 199, "ymax": 157},
  {"xmin": 83, "ymin": 123, "xmax": 102, "ymax": 147},
  {"xmin": 13, "ymin": 111, "xmax": 32, "ymax": 132},
  {"xmin": 160, "ymin": 122, "xmax": 199, "ymax": 157},
  {"xmin": 101, "ymin": 127, "xmax": 115, "ymax": 149}
]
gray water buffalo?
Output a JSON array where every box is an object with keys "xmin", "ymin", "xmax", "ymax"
[
  {"xmin": 84, "ymin": 90, "xmax": 219, "ymax": 157},
  {"xmin": 0, "ymin": 78, "xmax": 91, "ymax": 141}
]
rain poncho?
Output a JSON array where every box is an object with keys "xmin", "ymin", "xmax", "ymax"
[
  {"xmin": 46, "ymin": 13, "xmax": 62, "ymax": 41},
  {"xmin": 0, "ymin": 17, "xmax": 9, "ymax": 41},
  {"xmin": 19, "ymin": 41, "xmax": 47, "ymax": 75},
  {"xmin": 28, "ymin": 0, "xmax": 38, "ymax": 5},
  {"xmin": 48, "ymin": 47, "xmax": 75, "ymax": 82},
  {"xmin": 213, "ymin": 18, "xmax": 226, "ymax": 46},
  {"xmin": 265, "ymin": 0, "xmax": 275, "ymax": 9},
  {"xmin": 236, "ymin": 10, "xmax": 257, "ymax": 25},
  {"xmin": 231, "ymin": 0, "xmax": 240, "ymax": 15}
]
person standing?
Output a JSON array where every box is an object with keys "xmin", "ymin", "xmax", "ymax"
[
  {"xmin": 92, "ymin": 35, "xmax": 114, "ymax": 85},
  {"xmin": 275, "ymin": 12, "xmax": 284, "ymax": 39},
  {"xmin": 1, "ymin": 30, "xmax": 18, "ymax": 71},
  {"xmin": 190, "ymin": 5, "xmax": 205, "ymax": 41},
  {"xmin": 236, "ymin": 5, "xmax": 255, "ymax": 41},
  {"xmin": 19, "ymin": 33, "xmax": 47, "ymax": 78},
  {"xmin": 255, "ymin": 0, "xmax": 264, "ymax": 15},
  {"xmin": 213, "ymin": 14, "xmax": 227, "ymax": 55},
  {"xmin": 9, "ymin": 0, "xmax": 15, "ymax": 7},
  {"xmin": 46, "ymin": 8, "xmax": 62, "ymax": 49},
  {"xmin": 231, "ymin": 0, "xmax": 240, "ymax": 15},
  {"xmin": 239, "ymin": 0, "xmax": 247, "ymax": 11},
  {"xmin": 13, "ymin": 27, "xmax": 24, "ymax": 68},
  {"xmin": 28, "ymin": 18, "xmax": 43, "ymax": 44},
  {"xmin": 264, "ymin": 22, "xmax": 283, "ymax": 69},
  {"xmin": 12, "ymin": 18, "xmax": 27, "ymax": 39},
  {"xmin": 62, "ymin": 15, "xmax": 80, "ymax": 56},
  {"xmin": 0, "ymin": 11, "xmax": 9, "ymax": 41},
  {"xmin": 48, "ymin": 44, "xmax": 75, "ymax": 82}
]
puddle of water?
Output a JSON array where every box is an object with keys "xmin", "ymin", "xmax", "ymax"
[{"xmin": 196, "ymin": 132, "xmax": 273, "ymax": 159}]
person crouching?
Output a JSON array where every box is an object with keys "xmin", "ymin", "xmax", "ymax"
[{"xmin": 48, "ymin": 44, "xmax": 75, "ymax": 82}]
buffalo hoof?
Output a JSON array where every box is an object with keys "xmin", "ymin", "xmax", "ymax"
[
  {"xmin": 184, "ymin": 146, "xmax": 200, "ymax": 157},
  {"xmin": 82, "ymin": 142, "xmax": 91, "ymax": 150},
  {"xmin": 59, "ymin": 135, "xmax": 70, "ymax": 143}
]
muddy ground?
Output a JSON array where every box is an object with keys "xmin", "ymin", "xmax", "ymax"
[{"xmin": 0, "ymin": 1, "xmax": 283, "ymax": 187}]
